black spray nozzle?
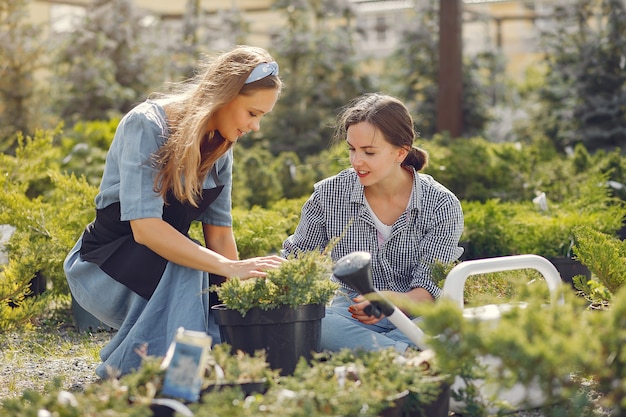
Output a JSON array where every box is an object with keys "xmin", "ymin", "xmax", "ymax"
[
  {"xmin": 333, "ymin": 251, "xmax": 394, "ymax": 318},
  {"xmin": 333, "ymin": 251, "xmax": 375, "ymax": 295}
]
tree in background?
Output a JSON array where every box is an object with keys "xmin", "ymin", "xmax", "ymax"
[
  {"xmin": 383, "ymin": 0, "xmax": 493, "ymax": 139},
  {"xmin": 261, "ymin": 0, "xmax": 373, "ymax": 159},
  {"xmin": 534, "ymin": 0, "xmax": 626, "ymax": 152},
  {"xmin": 49, "ymin": 0, "xmax": 167, "ymax": 124},
  {"xmin": 0, "ymin": 0, "xmax": 46, "ymax": 147}
]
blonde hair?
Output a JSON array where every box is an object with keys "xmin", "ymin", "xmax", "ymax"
[{"xmin": 150, "ymin": 45, "xmax": 282, "ymax": 206}]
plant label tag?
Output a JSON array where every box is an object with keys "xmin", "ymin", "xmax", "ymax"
[{"xmin": 161, "ymin": 327, "xmax": 212, "ymax": 402}]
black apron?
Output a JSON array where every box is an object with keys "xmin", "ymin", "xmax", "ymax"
[{"xmin": 80, "ymin": 187, "xmax": 224, "ymax": 300}]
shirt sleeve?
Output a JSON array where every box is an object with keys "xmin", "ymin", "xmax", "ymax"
[
  {"xmin": 410, "ymin": 193, "xmax": 465, "ymax": 298},
  {"xmin": 109, "ymin": 109, "xmax": 166, "ymax": 221},
  {"xmin": 282, "ymin": 188, "xmax": 329, "ymax": 258}
]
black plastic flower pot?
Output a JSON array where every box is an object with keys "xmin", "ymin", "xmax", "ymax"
[
  {"xmin": 211, "ymin": 303, "xmax": 325, "ymax": 376},
  {"xmin": 380, "ymin": 381, "xmax": 451, "ymax": 417},
  {"xmin": 201, "ymin": 378, "xmax": 268, "ymax": 398},
  {"xmin": 548, "ymin": 256, "xmax": 591, "ymax": 288}
]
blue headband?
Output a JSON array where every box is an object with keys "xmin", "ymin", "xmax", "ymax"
[{"xmin": 244, "ymin": 62, "xmax": 279, "ymax": 84}]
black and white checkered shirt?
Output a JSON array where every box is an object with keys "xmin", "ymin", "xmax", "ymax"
[{"xmin": 282, "ymin": 168, "xmax": 464, "ymax": 298}]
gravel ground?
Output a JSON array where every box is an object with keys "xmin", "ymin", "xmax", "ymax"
[
  {"xmin": 0, "ymin": 328, "xmax": 108, "ymax": 399},
  {"xmin": 0, "ymin": 328, "xmax": 612, "ymax": 416}
]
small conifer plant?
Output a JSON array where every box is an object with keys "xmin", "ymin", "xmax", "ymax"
[{"xmin": 211, "ymin": 249, "xmax": 339, "ymax": 316}]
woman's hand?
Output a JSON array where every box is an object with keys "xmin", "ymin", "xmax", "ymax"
[
  {"xmin": 347, "ymin": 288, "xmax": 434, "ymax": 325},
  {"xmin": 130, "ymin": 218, "xmax": 285, "ymax": 278},
  {"xmin": 348, "ymin": 295, "xmax": 383, "ymax": 325},
  {"xmin": 226, "ymin": 255, "xmax": 286, "ymax": 280}
]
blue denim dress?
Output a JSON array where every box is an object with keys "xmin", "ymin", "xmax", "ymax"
[{"xmin": 64, "ymin": 100, "xmax": 233, "ymax": 378}]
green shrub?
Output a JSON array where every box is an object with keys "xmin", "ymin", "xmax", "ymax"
[
  {"xmin": 461, "ymin": 199, "xmax": 518, "ymax": 258},
  {"xmin": 0, "ymin": 346, "xmax": 447, "ymax": 417},
  {"xmin": 59, "ymin": 118, "xmax": 119, "ymax": 186},
  {"xmin": 212, "ymin": 249, "xmax": 338, "ymax": 316},
  {"xmin": 585, "ymin": 285, "xmax": 626, "ymax": 413},
  {"xmin": 461, "ymin": 172, "xmax": 626, "ymax": 260},
  {"xmin": 572, "ymin": 226, "xmax": 626, "ymax": 306},
  {"xmin": 425, "ymin": 136, "xmax": 529, "ymax": 202},
  {"xmin": 271, "ymin": 348, "xmax": 446, "ymax": 417},
  {"xmin": 231, "ymin": 203, "xmax": 301, "ymax": 259},
  {"xmin": 413, "ymin": 285, "xmax": 599, "ymax": 415},
  {"xmin": 0, "ymin": 130, "xmax": 97, "ymax": 331}
]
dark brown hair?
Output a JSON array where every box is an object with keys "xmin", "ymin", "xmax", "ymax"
[{"xmin": 334, "ymin": 93, "xmax": 428, "ymax": 171}]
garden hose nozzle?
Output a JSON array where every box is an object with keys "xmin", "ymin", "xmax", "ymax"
[{"xmin": 333, "ymin": 251, "xmax": 428, "ymax": 350}]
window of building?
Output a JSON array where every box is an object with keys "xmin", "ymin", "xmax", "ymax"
[{"xmin": 375, "ymin": 15, "xmax": 387, "ymax": 42}]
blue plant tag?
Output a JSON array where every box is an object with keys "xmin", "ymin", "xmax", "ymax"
[{"xmin": 161, "ymin": 327, "xmax": 212, "ymax": 402}]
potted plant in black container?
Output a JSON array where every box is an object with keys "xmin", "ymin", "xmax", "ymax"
[{"xmin": 210, "ymin": 249, "xmax": 338, "ymax": 376}]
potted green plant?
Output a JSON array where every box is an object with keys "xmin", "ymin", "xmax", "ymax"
[{"xmin": 210, "ymin": 249, "xmax": 339, "ymax": 376}]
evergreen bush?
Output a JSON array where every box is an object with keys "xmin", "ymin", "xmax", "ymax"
[
  {"xmin": 461, "ymin": 171, "xmax": 626, "ymax": 260},
  {"xmin": 572, "ymin": 226, "xmax": 626, "ymax": 306},
  {"xmin": 231, "ymin": 201, "xmax": 301, "ymax": 259},
  {"xmin": 0, "ymin": 130, "xmax": 97, "ymax": 331},
  {"xmin": 413, "ymin": 283, "xmax": 601, "ymax": 416},
  {"xmin": 585, "ymin": 285, "xmax": 626, "ymax": 414},
  {"xmin": 211, "ymin": 249, "xmax": 338, "ymax": 316}
]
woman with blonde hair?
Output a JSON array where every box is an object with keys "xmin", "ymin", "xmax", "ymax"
[{"xmin": 65, "ymin": 45, "xmax": 284, "ymax": 378}]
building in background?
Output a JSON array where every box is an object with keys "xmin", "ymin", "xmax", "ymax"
[{"xmin": 28, "ymin": 0, "xmax": 578, "ymax": 81}]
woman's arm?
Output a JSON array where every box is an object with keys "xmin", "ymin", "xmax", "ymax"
[
  {"xmin": 130, "ymin": 218, "xmax": 282, "ymax": 279},
  {"xmin": 203, "ymin": 223, "xmax": 238, "ymax": 260}
]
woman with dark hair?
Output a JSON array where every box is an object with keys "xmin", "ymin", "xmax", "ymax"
[
  {"xmin": 65, "ymin": 45, "xmax": 285, "ymax": 377},
  {"xmin": 283, "ymin": 93, "xmax": 464, "ymax": 353}
]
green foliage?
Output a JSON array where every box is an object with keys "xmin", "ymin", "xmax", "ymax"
[
  {"xmin": 262, "ymin": 0, "xmax": 373, "ymax": 158},
  {"xmin": 533, "ymin": 0, "xmax": 626, "ymax": 152},
  {"xmin": 271, "ymin": 348, "xmax": 446, "ymax": 417},
  {"xmin": 59, "ymin": 118, "xmax": 119, "ymax": 186},
  {"xmin": 425, "ymin": 135, "xmax": 565, "ymax": 203},
  {"xmin": 232, "ymin": 146, "xmax": 284, "ymax": 208},
  {"xmin": 425, "ymin": 134, "xmax": 626, "ymax": 209},
  {"xmin": 212, "ymin": 250, "xmax": 338, "ymax": 316},
  {"xmin": 572, "ymin": 226, "xmax": 626, "ymax": 306},
  {"xmin": 461, "ymin": 171, "xmax": 626, "ymax": 259},
  {"xmin": 231, "ymin": 203, "xmax": 300, "ymax": 258},
  {"xmin": 268, "ymin": 197, "xmax": 309, "ymax": 235},
  {"xmin": 205, "ymin": 344, "xmax": 276, "ymax": 385},
  {"xmin": 585, "ymin": 285, "xmax": 626, "ymax": 413},
  {"xmin": 1, "ymin": 346, "xmax": 447, "ymax": 417},
  {"xmin": 0, "ymin": 130, "xmax": 97, "ymax": 331},
  {"xmin": 384, "ymin": 0, "xmax": 492, "ymax": 139},
  {"xmin": 232, "ymin": 145, "xmax": 326, "ymax": 209},
  {"xmin": 413, "ymin": 286, "xmax": 599, "ymax": 416},
  {"xmin": 50, "ymin": 0, "xmax": 166, "ymax": 124},
  {"xmin": 1, "ymin": 362, "xmax": 159, "ymax": 416},
  {"xmin": 0, "ymin": 0, "xmax": 46, "ymax": 142},
  {"xmin": 461, "ymin": 199, "xmax": 518, "ymax": 258},
  {"xmin": 269, "ymin": 151, "xmax": 317, "ymax": 200}
]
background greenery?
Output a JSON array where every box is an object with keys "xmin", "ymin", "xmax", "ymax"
[{"xmin": 2, "ymin": 0, "xmax": 626, "ymax": 414}]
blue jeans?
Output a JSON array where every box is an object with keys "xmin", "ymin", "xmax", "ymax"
[{"xmin": 321, "ymin": 290, "xmax": 420, "ymax": 354}]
